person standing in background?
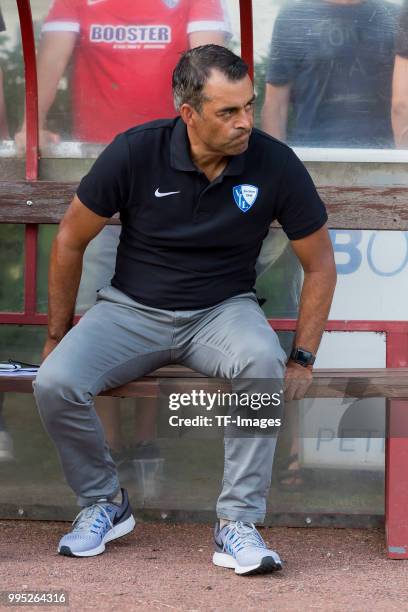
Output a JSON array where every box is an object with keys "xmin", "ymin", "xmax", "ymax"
[
  {"xmin": 16, "ymin": 0, "xmax": 230, "ymax": 147},
  {"xmin": 261, "ymin": 0, "xmax": 398, "ymax": 148},
  {"xmin": 260, "ymin": 0, "xmax": 398, "ymax": 489}
]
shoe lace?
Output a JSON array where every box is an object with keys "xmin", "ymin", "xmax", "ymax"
[
  {"xmin": 224, "ymin": 521, "xmax": 266, "ymax": 553},
  {"xmin": 71, "ymin": 503, "xmax": 115, "ymax": 535}
]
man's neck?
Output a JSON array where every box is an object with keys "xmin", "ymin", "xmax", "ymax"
[{"xmin": 188, "ymin": 127, "xmax": 228, "ymax": 182}]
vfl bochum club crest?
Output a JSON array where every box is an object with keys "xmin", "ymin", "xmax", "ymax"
[
  {"xmin": 161, "ymin": 0, "xmax": 180, "ymax": 7},
  {"xmin": 233, "ymin": 184, "xmax": 259, "ymax": 213}
]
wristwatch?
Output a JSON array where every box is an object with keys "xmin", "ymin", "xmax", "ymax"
[{"xmin": 289, "ymin": 347, "xmax": 316, "ymax": 368}]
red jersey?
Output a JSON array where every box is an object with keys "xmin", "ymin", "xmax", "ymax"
[{"xmin": 43, "ymin": 0, "xmax": 230, "ymax": 142}]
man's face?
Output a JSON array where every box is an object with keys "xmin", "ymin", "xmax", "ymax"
[{"xmin": 189, "ymin": 69, "xmax": 255, "ymax": 156}]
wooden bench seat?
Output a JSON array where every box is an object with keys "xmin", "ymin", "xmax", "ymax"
[{"xmin": 1, "ymin": 366, "xmax": 408, "ymax": 399}]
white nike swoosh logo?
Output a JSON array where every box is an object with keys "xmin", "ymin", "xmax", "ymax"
[{"xmin": 155, "ymin": 188, "xmax": 181, "ymax": 198}]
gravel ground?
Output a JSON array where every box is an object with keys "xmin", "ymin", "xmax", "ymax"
[{"xmin": 1, "ymin": 520, "xmax": 407, "ymax": 612}]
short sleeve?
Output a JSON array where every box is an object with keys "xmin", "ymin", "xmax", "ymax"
[
  {"xmin": 42, "ymin": 0, "xmax": 81, "ymax": 34},
  {"xmin": 76, "ymin": 133, "xmax": 131, "ymax": 218},
  {"xmin": 276, "ymin": 149, "xmax": 328, "ymax": 240},
  {"xmin": 187, "ymin": 0, "xmax": 231, "ymax": 36},
  {"xmin": 266, "ymin": 8, "xmax": 300, "ymax": 86}
]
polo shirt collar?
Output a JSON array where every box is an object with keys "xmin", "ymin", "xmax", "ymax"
[{"xmin": 170, "ymin": 117, "xmax": 246, "ymax": 177}]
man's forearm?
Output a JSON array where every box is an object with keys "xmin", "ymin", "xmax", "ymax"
[
  {"xmin": 21, "ymin": 32, "xmax": 75, "ymax": 131},
  {"xmin": 392, "ymin": 55, "xmax": 408, "ymax": 148},
  {"xmin": 261, "ymin": 84, "xmax": 291, "ymax": 141},
  {"xmin": 47, "ymin": 236, "xmax": 85, "ymax": 341},
  {"xmin": 293, "ymin": 268, "xmax": 337, "ymax": 354},
  {"xmin": 261, "ymin": 102, "xmax": 287, "ymax": 141},
  {"xmin": 392, "ymin": 102, "xmax": 408, "ymax": 148}
]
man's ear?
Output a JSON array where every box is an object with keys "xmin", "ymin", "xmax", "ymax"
[{"xmin": 179, "ymin": 103, "xmax": 198, "ymax": 126}]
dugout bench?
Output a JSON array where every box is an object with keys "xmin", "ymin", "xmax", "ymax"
[
  {"xmin": 1, "ymin": 365, "xmax": 408, "ymax": 558},
  {"xmin": 2, "ymin": 180, "xmax": 408, "ymax": 560},
  {"xmin": 1, "ymin": 0, "xmax": 407, "ymax": 561}
]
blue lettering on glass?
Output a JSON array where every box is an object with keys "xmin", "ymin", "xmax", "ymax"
[
  {"xmin": 330, "ymin": 229, "xmax": 362, "ymax": 275},
  {"xmin": 367, "ymin": 232, "xmax": 408, "ymax": 277},
  {"xmin": 330, "ymin": 230, "xmax": 408, "ymax": 276},
  {"xmin": 316, "ymin": 428, "xmax": 335, "ymax": 450}
]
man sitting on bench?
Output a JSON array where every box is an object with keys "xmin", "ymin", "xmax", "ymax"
[{"xmin": 34, "ymin": 45, "xmax": 336, "ymax": 576}]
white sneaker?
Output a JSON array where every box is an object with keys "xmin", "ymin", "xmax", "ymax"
[
  {"xmin": 213, "ymin": 520, "xmax": 282, "ymax": 575},
  {"xmin": 0, "ymin": 430, "xmax": 14, "ymax": 462},
  {"xmin": 58, "ymin": 488, "xmax": 135, "ymax": 557}
]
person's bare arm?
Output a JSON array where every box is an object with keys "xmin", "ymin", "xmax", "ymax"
[
  {"xmin": 285, "ymin": 224, "xmax": 337, "ymax": 400},
  {"xmin": 392, "ymin": 55, "xmax": 408, "ymax": 148},
  {"xmin": 15, "ymin": 31, "xmax": 76, "ymax": 152},
  {"xmin": 43, "ymin": 196, "xmax": 109, "ymax": 360},
  {"xmin": 261, "ymin": 82, "xmax": 291, "ymax": 141},
  {"xmin": 189, "ymin": 30, "xmax": 225, "ymax": 48}
]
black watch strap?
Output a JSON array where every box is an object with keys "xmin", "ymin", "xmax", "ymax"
[{"xmin": 289, "ymin": 347, "xmax": 316, "ymax": 368}]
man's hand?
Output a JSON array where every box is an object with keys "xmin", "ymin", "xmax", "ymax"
[
  {"xmin": 41, "ymin": 337, "xmax": 61, "ymax": 362},
  {"xmin": 284, "ymin": 360, "xmax": 313, "ymax": 401}
]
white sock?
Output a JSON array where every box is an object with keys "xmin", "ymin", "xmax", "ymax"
[{"xmin": 219, "ymin": 519, "xmax": 232, "ymax": 529}]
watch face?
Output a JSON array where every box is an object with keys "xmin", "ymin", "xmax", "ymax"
[{"xmin": 291, "ymin": 348, "xmax": 315, "ymax": 366}]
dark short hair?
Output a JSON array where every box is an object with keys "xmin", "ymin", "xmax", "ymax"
[{"xmin": 172, "ymin": 44, "xmax": 249, "ymax": 112}]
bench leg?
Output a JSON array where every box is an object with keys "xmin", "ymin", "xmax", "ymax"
[{"xmin": 386, "ymin": 399, "xmax": 408, "ymax": 559}]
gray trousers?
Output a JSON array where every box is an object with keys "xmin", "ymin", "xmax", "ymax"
[{"xmin": 34, "ymin": 286, "xmax": 286, "ymax": 523}]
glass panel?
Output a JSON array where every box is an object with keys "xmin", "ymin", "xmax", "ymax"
[
  {"xmin": 225, "ymin": 0, "xmax": 241, "ymax": 55},
  {"xmin": 0, "ymin": 0, "xmax": 25, "ymax": 178},
  {"xmin": 330, "ymin": 228, "xmax": 408, "ymax": 320},
  {"xmin": 0, "ymin": 390, "xmax": 384, "ymax": 520},
  {"xmin": 36, "ymin": 224, "xmax": 57, "ymax": 314},
  {"xmin": 254, "ymin": 0, "xmax": 402, "ymax": 149},
  {"xmin": 0, "ymin": 393, "xmax": 76, "ymax": 518},
  {"xmin": 34, "ymin": 0, "xmax": 235, "ymax": 163},
  {"xmin": 257, "ymin": 228, "xmax": 408, "ymax": 322},
  {"xmin": 273, "ymin": 396, "xmax": 385, "ymax": 515},
  {"xmin": 37, "ymin": 224, "xmax": 119, "ymax": 315},
  {"xmin": 273, "ymin": 329, "xmax": 386, "ymax": 515},
  {"xmin": 0, "ymin": 224, "xmax": 24, "ymax": 312},
  {"xmin": 256, "ymin": 229, "xmax": 302, "ymax": 319},
  {"xmin": 0, "ymin": 325, "xmax": 46, "ymax": 363}
]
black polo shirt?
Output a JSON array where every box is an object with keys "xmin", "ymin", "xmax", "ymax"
[{"xmin": 77, "ymin": 118, "xmax": 327, "ymax": 310}]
